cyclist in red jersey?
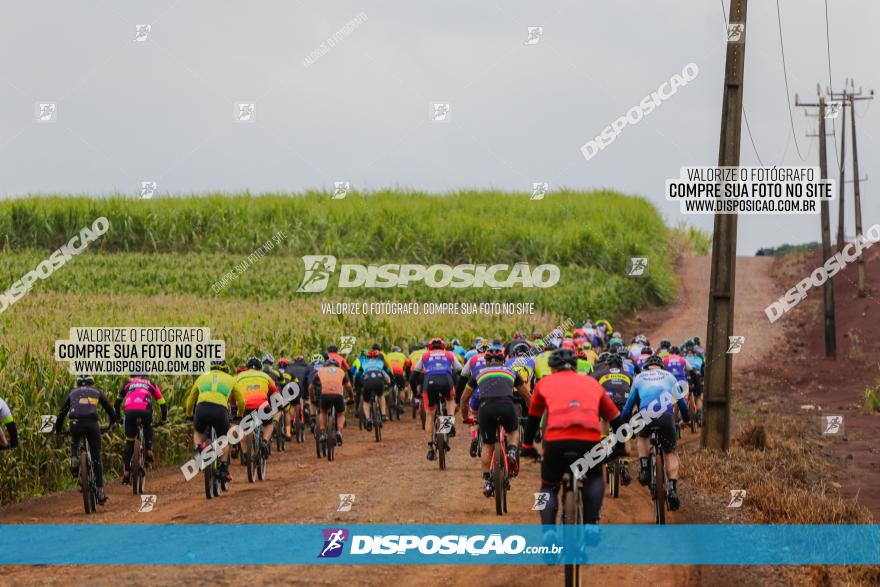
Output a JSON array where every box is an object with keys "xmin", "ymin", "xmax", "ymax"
[
  {"xmin": 521, "ymin": 348, "xmax": 621, "ymax": 529},
  {"xmin": 326, "ymin": 344, "xmax": 351, "ymax": 373}
]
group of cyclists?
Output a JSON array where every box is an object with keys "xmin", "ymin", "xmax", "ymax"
[{"xmin": 2, "ymin": 319, "xmax": 706, "ymax": 530}]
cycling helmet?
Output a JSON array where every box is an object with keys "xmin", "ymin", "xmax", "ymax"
[
  {"xmin": 484, "ymin": 348, "xmax": 505, "ymax": 363},
  {"xmin": 512, "ymin": 341, "xmax": 530, "ymax": 356},
  {"xmin": 659, "ymin": 339, "xmax": 671, "ymax": 350},
  {"xmin": 609, "ymin": 341, "xmax": 623, "ymax": 353},
  {"xmin": 294, "ymin": 355, "xmax": 305, "ymax": 362},
  {"xmin": 598, "ymin": 352, "xmax": 611, "ymax": 364},
  {"xmin": 367, "ymin": 349, "xmax": 380, "ymax": 358},
  {"xmin": 473, "ymin": 337, "xmax": 484, "ymax": 349},
  {"xmin": 324, "ymin": 358, "xmax": 340, "ymax": 367},
  {"xmin": 477, "ymin": 340, "xmax": 491, "ymax": 353},
  {"xmin": 682, "ymin": 341, "xmax": 695, "ymax": 352},
  {"xmin": 512, "ymin": 331, "xmax": 524, "ymax": 340},
  {"xmin": 532, "ymin": 331, "xmax": 542, "ymax": 339},
  {"xmin": 581, "ymin": 340, "xmax": 592, "ymax": 350},
  {"xmin": 670, "ymin": 346, "xmax": 680, "ymax": 355},
  {"xmin": 607, "ymin": 353, "xmax": 624, "ymax": 368},
  {"xmin": 641, "ymin": 346, "xmax": 654, "ymax": 356},
  {"xmin": 262, "ymin": 353, "xmax": 275, "ymax": 365},
  {"xmin": 327, "ymin": 344, "xmax": 339, "ymax": 353},
  {"xmin": 548, "ymin": 348, "xmax": 578, "ymax": 371},
  {"xmin": 391, "ymin": 345, "xmax": 401, "ymax": 353},
  {"xmin": 210, "ymin": 359, "xmax": 228, "ymax": 373},
  {"xmin": 76, "ymin": 373, "xmax": 95, "ymax": 386},
  {"xmin": 246, "ymin": 356, "xmax": 262, "ymax": 370},
  {"xmin": 277, "ymin": 357, "xmax": 291, "ymax": 367},
  {"xmin": 643, "ymin": 355, "xmax": 665, "ymax": 370},
  {"xmin": 371, "ymin": 343, "xmax": 381, "ymax": 351},
  {"xmin": 451, "ymin": 338, "xmax": 461, "ymax": 347},
  {"xmin": 616, "ymin": 347, "xmax": 629, "ymax": 359},
  {"xmin": 309, "ymin": 353, "xmax": 324, "ymax": 364},
  {"xmin": 693, "ymin": 337, "xmax": 702, "ymax": 346},
  {"xmin": 236, "ymin": 365, "xmax": 247, "ymax": 373},
  {"xmin": 428, "ymin": 338, "xmax": 445, "ymax": 350}
]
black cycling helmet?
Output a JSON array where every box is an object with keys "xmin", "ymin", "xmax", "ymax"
[
  {"xmin": 76, "ymin": 373, "xmax": 95, "ymax": 386},
  {"xmin": 693, "ymin": 337, "xmax": 702, "ymax": 346},
  {"xmin": 659, "ymin": 339, "xmax": 671, "ymax": 350},
  {"xmin": 324, "ymin": 358, "xmax": 340, "ymax": 367},
  {"xmin": 643, "ymin": 355, "xmax": 665, "ymax": 370},
  {"xmin": 371, "ymin": 343, "xmax": 381, "ymax": 350},
  {"xmin": 511, "ymin": 341, "xmax": 530, "ymax": 356},
  {"xmin": 598, "ymin": 352, "xmax": 611, "ymax": 364},
  {"xmin": 641, "ymin": 346, "xmax": 654, "ymax": 356},
  {"xmin": 607, "ymin": 353, "xmax": 624, "ymax": 368},
  {"xmin": 211, "ymin": 359, "xmax": 228, "ymax": 373},
  {"xmin": 327, "ymin": 344, "xmax": 339, "ymax": 353},
  {"xmin": 246, "ymin": 356, "xmax": 262, "ymax": 370},
  {"xmin": 670, "ymin": 346, "xmax": 680, "ymax": 355},
  {"xmin": 484, "ymin": 348, "xmax": 505, "ymax": 364},
  {"xmin": 548, "ymin": 348, "xmax": 578, "ymax": 371}
]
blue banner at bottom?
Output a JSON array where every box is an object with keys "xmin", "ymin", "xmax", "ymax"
[{"xmin": 0, "ymin": 524, "xmax": 878, "ymax": 565}]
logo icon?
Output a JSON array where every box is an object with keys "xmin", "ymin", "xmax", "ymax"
[
  {"xmin": 138, "ymin": 494, "xmax": 157, "ymax": 512},
  {"xmin": 727, "ymin": 23, "xmax": 745, "ymax": 42},
  {"xmin": 524, "ymin": 26, "xmax": 543, "ymax": 45},
  {"xmin": 626, "ymin": 257, "xmax": 648, "ymax": 277},
  {"xmin": 39, "ymin": 415, "xmax": 57, "ymax": 433},
  {"xmin": 35, "ymin": 102, "xmax": 57, "ymax": 123},
  {"xmin": 297, "ymin": 255, "xmax": 337, "ymax": 293},
  {"xmin": 235, "ymin": 102, "xmax": 256, "ymax": 123},
  {"xmin": 337, "ymin": 494, "xmax": 356, "ymax": 512},
  {"xmin": 332, "ymin": 181, "xmax": 352, "ymax": 200},
  {"xmin": 339, "ymin": 336, "xmax": 356, "ymax": 355},
  {"xmin": 822, "ymin": 415, "xmax": 843, "ymax": 435},
  {"xmin": 727, "ymin": 336, "xmax": 745, "ymax": 354},
  {"xmin": 727, "ymin": 489, "xmax": 746, "ymax": 508},
  {"xmin": 437, "ymin": 415, "xmax": 454, "ymax": 435},
  {"xmin": 134, "ymin": 24, "xmax": 151, "ymax": 42},
  {"xmin": 430, "ymin": 102, "xmax": 451, "ymax": 123},
  {"xmin": 318, "ymin": 528, "xmax": 349, "ymax": 558},
  {"xmin": 532, "ymin": 492, "xmax": 550, "ymax": 510},
  {"xmin": 140, "ymin": 181, "xmax": 158, "ymax": 199},
  {"xmin": 531, "ymin": 182, "xmax": 549, "ymax": 201},
  {"xmin": 825, "ymin": 101, "xmax": 842, "ymax": 119}
]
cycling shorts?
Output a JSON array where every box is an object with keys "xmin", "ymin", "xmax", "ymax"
[
  {"xmin": 688, "ymin": 373, "xmax": 703, "ymax": 397},
  {"xmin": 320, "ymin": 394, "xmax": 345, "ymax": 414},
  {"xmin": 637, "ymin": 412, "xmax": 677, "ymax": 453},
  {"xmin": 423, "ymin": 375, "xmax": 454, "ymax": 408},
  {"xmin": 193, "ymin": 403, "xmax": 229, "ymax": 436},
  {"xmin": 392, "ymin": 373, "xmax": 406, "ymax": 391},
  {"xmin": 123, "ymin": 409, "xmax": 152, "ymax": 438},
  {"xmin": 541, "ymin": 439, "xmax": 602, "ymax": 487},
  {"xmin": 478, "ymin": 400, "xmax": 517, "ymax": 444},
  {"xmin": 362, "ymin": 378, "xmax": 385, "ymax": 402}
]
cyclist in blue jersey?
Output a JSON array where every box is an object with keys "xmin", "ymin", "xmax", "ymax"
[
  {"xmin": 683, "ymin": 341, "xmax": 704, "ymax": 425},
  {"xmin": 463, "ymin": 338, "xmax": 485, "ymax": 365},
  {"xmin": 358, "ymin": 347, "xmax": 392, "ymax": 429},
  {"xmin": 451, "ymin": 339, "xmax": 467, "ymax": 362},
  {"xmin": 619, "ymin": 355, "xmax": 690, "ymax": 511},
  {"xmin": 412, "ymin": 338, "xmax": 463, "ymax": 460},
  {"xmin": 460, "ymin": 340, "xmax": 490, "ymax": 457}
]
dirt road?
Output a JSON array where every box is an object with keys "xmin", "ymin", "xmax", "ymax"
[{"xmin": 1, "ymin": 256, "xmax": 785, "ymax": 586}]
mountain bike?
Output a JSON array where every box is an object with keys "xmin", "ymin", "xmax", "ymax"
[
  {"xmin": 560, "ymin": 451, "xmax": 584, "ymax": 587},
  {"xmin": 370, "ymin": 393, "xmax": 382, "ymax": 442},
  {"xmin": 293, "ymin": 402, "xmax": 307, "ymax": 443},
  {"xmin": 314, "ymin": 410, "xmax": 326, "ymax": 459},
  {"xmin": 432, "ymin": 399, "xmax": 453, "ymax": 471},
  {"xmin": 648, "ymin": 427, "xmax": 667, "ymax": 525},
  {"xmin": 59, "ymin": 426, "xmax": 110, "ymax": 514},
  {"xmin": 129, "ymin": 416, "xmax": 154, "ymax": 496},
  {"xmin": 275, "ymin": 409, "xmax": 287, "ymax": 452},
  {"xmin": 325, "ymin": 403, "xmax": 338, "ymax": 462},
  {"xmin": 387, "ymin": 382, "xmax": 402, "ymax": 421},
  {"xmin": 202, "ymin": 424, "xmax": 226, "ymax": 499},
  {"xmin": 606, "ymin": 454, "xmax": 623, "ymax": 499},
  {"xmin": 243, "ymin": 422, "xmax": 266, "ymax": 483},
  {"xmin": 489, "ymin": 424, "xmax": 513, "ymax": 516}
]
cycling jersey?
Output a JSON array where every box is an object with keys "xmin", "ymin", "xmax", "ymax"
[
  {"xmin": 505, "ymin": 356, "xmax": 534, "ymax": 385},
  {"xmin": 286, "ymin": 359, "xmax": 311, "ymax": 390},
  {"xmin": 118, "ymin": 377, "xmax": 165, "ymax": 412},
  {"xmin": 663, "ymin": 353, "xmax": 688, "ymax": 382},
  {"xmin": 628, "ymin": 343, "xmax": 644, "ymax": 362},
  {"xmin": 414, "ymin": 349, "xmax": 462, "ymax": 376},
  {"xmin": 636, "ymin": 353, "xmax": 652, "ymax": 371},
  {"xmin": 533, "ymin": 350, "xmax": 553, "ymax": 380},
  {"xmin": 684, "ymin": 353, "xmax": 704, "ymax": 374},
  {"xmin": 461, "ymin": 352, "xmax": 487, "ymax": 379},
  {"xmin": 313, "ymin": 365, "xmax": 349, "ymax": 396},
  {"xmin": 407, "ymin": 348, "xmax": 428, "ymax": 375},
  {"xmin": 622, "ymin": 358, "xmax": 636, "ymax": 378},
  {"xmin": 576, "ymin": 358, "xmax": 594, "ymax": 375},
  {"xmin": 463, "ymin": 348, "xmax": 478, "ymax": 364},
  {"xmin": 470, "ymin": 366, "xmax": 524, "ymax": 403},
  {"xmin": 233, "ymin": 369, "xmax": 279, "ymax": 410},
  {"xmin": 327, "ymin": 352, "xmax": 351, "ymax": 373},
  {"xmin": 186, "ymin": 370, "xmax": 244, "ymax": 418},
  {"xmin": 452, "ymin": 344, "xmax": 467, "ymax": 361},
  {"xmin": 528, "ymin": 371, "xmax": 619, "ymax": 442},
  {"xmin": 384, "ymin": 351, "xmax": 407, "ymax": 375},
  {"xmin": 621, "ymin": 368, "xmax": 689, "ymax": 419},
  {"xmin": 0, "ymin": 398, "xmax": 12, "ymax": 425},
  {"xmin": 591, "ymin": 365, "xmax": 632, "ymax": 406},
  {"xmin": 54, "ymin": 386, "xmax": 117, "ymax": 434}
]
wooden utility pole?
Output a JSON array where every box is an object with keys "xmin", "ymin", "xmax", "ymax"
[
  {"xmin": 796, "ymin": 91, "xmax": 837, "ymax": 358},
  {"xmin": 836, "ymin": 87, "xmax": 847, "ymax": 251},
  {"xmin": 850, "ymin": 91, "xmax": 872, "ymax": 297},
  {"xmin": 703, "ymin": 0, "xmax": 747, "ymax": 451}
]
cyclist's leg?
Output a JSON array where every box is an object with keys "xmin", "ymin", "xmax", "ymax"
[
  {"xmin": 477, "ymin": 405, "xmax": 498, "ymax": 474},
  {"xmin": 635, "ymin": 425, "xmax": 652, "ymax": 485},
  {"xmin": 335, "ymin": 396, "xmax": 346, "ymax": 436},
  {"xmin": 537, "ymin": 440, "xmax": 570, "ymax": 526},
  {"xmin": 122, "ymin": 411, "xmax": 138, "ymax": 475},
  {"xmin": 82, "ymin": 420, "xmax": 104, "ymax": 488},
  {"xmin": 378, "ymin": 384, "xmax": 387, "ymax": 419},
  {"xmin": 69, "ymin": 420, "xmax": 83, "ymax": 475}
]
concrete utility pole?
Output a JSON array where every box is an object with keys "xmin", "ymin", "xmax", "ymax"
[
  {"xmin": 796, "ymin": 89, "xmax": 836, "ymax": 358},
  {"xmin": 703, "ymin": 0, "xmax": 747, "ymax": 451}
]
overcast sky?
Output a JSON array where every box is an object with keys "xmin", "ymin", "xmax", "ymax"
[{"xmin": 1, "ymin": 0, "xmax": 877, "ymax": 254}]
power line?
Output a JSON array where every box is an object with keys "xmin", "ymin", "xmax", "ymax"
[
  {"xmin": 823, "ymin": 0, "xmax": 843, "ymax": 173},
  {"xmin": 775, "ymin": 0, "xmax": 808, "ymax": 161}
]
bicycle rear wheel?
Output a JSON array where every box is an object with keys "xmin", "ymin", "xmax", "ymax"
[
  {"xmin": 609, "ymin": 460, "xmax": 620, "ymax": 498},
  {"xmin": 373, "ymin": 399, "xmax": 382, "ymax": 442},
  {"xmin": 80, "ymin": 450, "xmax": 94, "ymax": 513},
  {"xmin": 246, "ymin": 434, "xmax": 256, "ymax": 483},
  {"xmin": 327, "ymin": 407, "xmax": 336, "ymax": 462},
  {"xmin": 131, "ymin": 435, "xmax": 143, "ymax": 495},
  {"xmin": 561, "ymin": 481, "xmax": 581, "ymax": 587},
  {"xmin": 276, "ymin": 412, "xmax": 286, "ymax": 452},
  {"xmin": 652, "ymin": 447, "xmax": 666, "ymax": 525},
  {"xmin": 493, "ymin": 445, "xmax": 505, "ymax": 516}
]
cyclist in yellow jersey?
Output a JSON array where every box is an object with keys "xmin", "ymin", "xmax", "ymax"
[
  {"xmin": 580, "ymin": 341, "xmax": 599, "ymax": 365},
  {"xmin": 385, "ymin": 345, "xmax": 409, "ymax": 411},
  {"xmin": 407, "ymin": 342, "xmax": 428, "ymax": 395},
  {"xmin": 186, "ymin": 359, "xmax": 245, "ymax": 482},
  {"xmin": 533, "ymin": 344, "xmax": 554, "ymax": 381}
]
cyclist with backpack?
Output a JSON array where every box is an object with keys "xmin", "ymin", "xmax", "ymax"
[
  {"xmin": 115, "ymin": 373, "xmax": 168, "ymax": 485},
  {"xmin": 53, "ymin": 374, "xmax": 117, "ymax": 505}
]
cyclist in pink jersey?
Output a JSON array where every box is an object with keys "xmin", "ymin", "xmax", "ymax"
[{"xmin": 115, "ymin": 373, "xmax": 167, "ymax": 484}]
